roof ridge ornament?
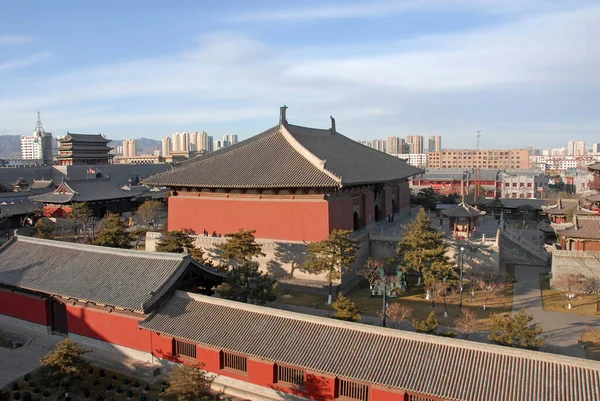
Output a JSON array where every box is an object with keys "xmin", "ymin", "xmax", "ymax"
[
  {"xmin": 329, "ymin": 115, "xmax": 336, "ymax": 134},
  {"xmin": 279, "ymin": 105, "xmax": 288, "ymax": 126}
]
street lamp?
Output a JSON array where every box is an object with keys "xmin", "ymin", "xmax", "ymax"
[
  {"xmin": 380, "ymin": 267, "xmax": 387, "ymax": 328},
  {"xmin": 459, "ymin": 247, "xmax": 465, "ymax": 309}
]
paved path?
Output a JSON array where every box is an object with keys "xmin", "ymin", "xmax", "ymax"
[{"xmin": 512, "ymin": 264, "xmax": 600, "ymax": 358}]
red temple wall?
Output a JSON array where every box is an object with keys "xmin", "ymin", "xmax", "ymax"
[
  {"xmin": 328, "ymin": 196, "xmax": 354, "ymax": 232},
  {"xmin": 168, "ymin": 196, "xmax": 331, "ymax": 241},
  {"xmin": 0, "ymin": 289, "xmax": 49, "ymax": 326},
  {"xmin": 66, "ymin": 304, "xmax": 151, "ymax": 352}
]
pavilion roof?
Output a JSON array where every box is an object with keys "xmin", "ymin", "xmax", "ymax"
[
  {"xmin": 58, "ymin": 133, "xmax": 110, "ymax": 143},
  {"xmin": 586, "ymin": 192, "xmax": 600, "ymax": 202},
  {"xmin": 30, "ymin": 178, "xmax": 136, "ymax": 204},
  {"xmin": 144, "ymin": 120, "xmax": 422, "ymax": 189},
  {"xmin": 0, "ymin": 236, "xmax": 223, "ymax": 313},
  {"xmin": 141, "ymin": 291, "xmax": 600, "ymax": 401},
  {"xmin": 587, "ymin": 162, "xmax": 600, "ymax": 172},
  {"xmin": 441, "ymin": 202, "xmax": 486, "ymax": 218}
]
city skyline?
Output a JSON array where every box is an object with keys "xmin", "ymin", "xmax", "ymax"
[{"xmin": 1, "ymin": 1, "xmax": 599, "ymax": 148}]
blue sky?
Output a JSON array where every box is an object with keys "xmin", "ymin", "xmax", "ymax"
[{"xmin": 1, "ymin": 0, "xmax": 598, "ymax": 149}]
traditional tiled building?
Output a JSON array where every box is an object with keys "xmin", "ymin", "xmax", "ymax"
[
  {"xmin": 0, "ymin": 236, "xmax": 599, "ymax": 401},
  {"xmin": 410, "ymin": 169, "xmax": 500, "ymax": 198},
  {"xmin": 542, "ymin": 198, "xmax": 596, "ymax": 223},
  {"xmin": 555, "ymin": 215, "xmax": 600, "ymax": 251},
  {"xmin": 145, "ymin": 108, "xmax": 422, "ymax": 241},
  {"xmin": 56, "ymin": 133, "xmax": 114, "ymax": 166},
  {"xmin": 30, "ymin": 178, "xmax": 138, "ymax": 218}
]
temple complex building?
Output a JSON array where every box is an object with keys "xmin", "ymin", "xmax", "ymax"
[
  {"xmin": 30, "ymin": 178, "xmax": 138, "ymax": 218},
  {"xmin": 56, "ymin": 133, "xmax": 114, "ymax": 166},
  {"xmin": 145, "ymin": 108, "xmax": 422, "ymax": 242}
]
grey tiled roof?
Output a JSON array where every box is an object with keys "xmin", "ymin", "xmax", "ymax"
[
  {"xmin": 0, "ymin": 236, "xmax": 201, "ymax": 312},
  {"xmin": 30, "ymin": 178, "xmax": 137, "ymax": 204},
  {"xmin": 441, "ymin": 202, "xmax": 485, "ymax": 218},
  {"xmin": 144, "ymin": 123, "xmax": 422, "ymax": 188},
  {"xmin": 0, "ymin": 202, "xmax": 41, "ymax": 217},
  {"xmin": 59, "ymin": 133, "xmax": 110, "ymax": 143},
  {"xmin": 555, "ymin": 215, "xmax": 600, "ymax": 240},
  {"xmin": 543, "ymin": 199, "xmax": 595, "ymax": 215},
  {"xmin": 141, "ymin": 292, "xmax": 600, "ymax": 401}
]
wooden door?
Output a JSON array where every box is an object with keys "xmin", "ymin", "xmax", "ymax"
[{"xmin": 51, "ymin": 300, "xmax": 68, "ymax": 334}]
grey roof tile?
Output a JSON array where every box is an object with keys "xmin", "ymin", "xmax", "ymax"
[
  {"xmin": 555, "ymin": 215, "xmax": 600, "ymax": 240},
  {"xmin": 442, "ymin": 202, "xmax": 486, "ymax": 218},
  {"xmin": 0, "ymin": 236, "xmax": 199, "ymax": 312},
  {"xmin": 144, "ymin": 122, "xmax": 422, "ymax": 188},
  {"xmin": 59, "ymin": 133, "xmax": 110, "ymax": 143},
  {"xmin": 30, "ymin": 178, "xmax": 137, "ymax": 203},
  {"xmin": 141, "ymin": 292, "xmax": 600, "ymax": 401}
]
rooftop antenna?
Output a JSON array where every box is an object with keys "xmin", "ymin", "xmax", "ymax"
[
  {"xmin": 475, "ymin": 130, "xmax": 481, "ymax": 206},
  {"xmin": 476, "ymin": 130, "xmax": 481, "ymax": 151},
  {"xmin": 34, "ymin": 111, "xmax": 45, "ymax": 134}
]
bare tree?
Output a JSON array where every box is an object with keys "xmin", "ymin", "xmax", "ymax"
[
  {"xmin": 437, "ymin": 283, "xmax": 458, "ymax": 317},
  {"xmin": 552, "ymin": 273, "xmax": 588, "ymax": 310},
  {"xmin": 474, "ymin": 274, "xmax": 507, "ymax": 310},
  {"xmin": 359, "ymin": 259, "xmax": 383, "ymax": 290},
  {"xmin": 378, "ymin": 302, "xmax": 413, "ymax": 329},
  {"xmin": 454, "ymin": 309, "xmax": 481, "ymax": 339}
]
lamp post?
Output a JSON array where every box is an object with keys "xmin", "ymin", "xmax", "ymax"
[
  {"xmin": 459, "ymin": 247, "xmax": 465, "ymax": 309},
  {"xmin": 380, "ymin": 267, "xmax": 387, "ymax": 328}
]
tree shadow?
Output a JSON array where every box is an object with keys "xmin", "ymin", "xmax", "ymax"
[
  {"xmin": 270, "ymin": 373, "xmax": 333, "ymax": 401},
  {"xmin": 274, "ymin": 242, "xmax": 307, "ymax": 278},
  {"xmin": 266, "ymin": 259, "xmax": 289, "ymax": 279}
]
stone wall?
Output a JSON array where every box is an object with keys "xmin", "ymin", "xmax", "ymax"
[{"xmin": 551, "ymin": 250, "xmax": 600, "ymax": 284}]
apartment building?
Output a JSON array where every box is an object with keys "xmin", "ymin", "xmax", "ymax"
[{"xmin": 427, "ymin": 149, "xmax": 530, "ymax": 169}]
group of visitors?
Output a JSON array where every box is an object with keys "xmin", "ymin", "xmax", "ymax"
[{"xmin": 202, "ymin": 229, "xmax": 222, "ymax": 237}]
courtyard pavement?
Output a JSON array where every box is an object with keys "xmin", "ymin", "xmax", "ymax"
[{"xmin": 512, "ymin": 264, "xmax": 600, "ymax": 358}]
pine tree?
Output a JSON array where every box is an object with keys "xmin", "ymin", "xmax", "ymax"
[
  {"xmin": 302, "ymin": 229, "xmax": 359, "ymax": 304},
  {"xmin": 156, "ymin": 230, "xmax": 195, "ymax": 253},
  {"xmin": 218, "ymin": 229, "xmax": 265, "ymax": 266},
  {"xmin": 217, "ymin": 229, "xmax": 275, "ymax": 305},
  {"xmin": 163, "ymin": 363, "xmax": 220, "ymax": 401},
  {"xmin": 397, "ymin": 209, "xmax": 454, "ymax": 284},
  {"xmin": 412, "ymin": 311, "xmax": 439, "ymax": 334},
  {"xmin": 488, "ymin": 308, "xmax": 546, "ymax": 350},
  {"xmin": 331, "ymin": 294, "xmax": 361, "ymax": 322},
  {"xmin": 91, "ymin": 213, "xmax": 132, "ymax": 248},
  {"xmin": 34, "ymin": 218, "xmax": 55, "ymax": 239},
  {"xmin": 39, "ymin": 338, "xmax": 90, "ymax": 392}
]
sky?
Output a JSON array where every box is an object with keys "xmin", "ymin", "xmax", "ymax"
[{"xmin": 1, "ymin": 0, "xmax": 599, "ymax": 149}]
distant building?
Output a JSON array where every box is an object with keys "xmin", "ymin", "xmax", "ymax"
[
  {"xmin": 394, "ymin": 153, "xmax": 427, "ymax": 169},
  {"xmin": 372, "ymin": 139, "xmax": 386, "ymax": 153},
  {"xmin": 406, "ymin": 135, "xmax": 424, "ymax": 154},
  {"xmin": 568, "ymin": 140, "xmax": 586, "ymax": 156},
  {"xmin": 386, "ymin": 136, "xmax": 402, "ymax": 154},
  {"xmin": 593, "ymin": 143, "xmax": 600, "ymax": 154},
  {"xmin": 20, "ymin": 112, "xmax": 53, "ymax": 165},
  {"xmin": 529, "ymin": 155, "xmax": 600, "ymax": 171},
  {"xmin": 500, "ymin": 170, "xmax": 549, "ymax": 199},
  {"xmin": 122, "ymin": 139, "xmax": 137, "ymax": 157},
  {"xmin": 428, "ymin": 135, "xmax": 441, "ymax": 152},
  {"xmin": 56, "ymin": 133, "xmax": 114, "ymax": 166},
  {"xmin": 427, "ymin": 149, "xmax": 530, "ymax": 169},
  {"xmin": 161, "ymin": 137, "xmax": 171, "ymax": 156},
  {"xmin": 551, "ymin": 148, "xmax": 566, "ymax": 156}
]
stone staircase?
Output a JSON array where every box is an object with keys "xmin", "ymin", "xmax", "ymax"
[{"xmin": 500, "ymin": 226, "xmax": 550, "ymax": 266}]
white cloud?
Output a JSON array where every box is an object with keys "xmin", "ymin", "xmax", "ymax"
[
  {"xmin": 0, "ymin": 51, "xmax": 52, "ymax": 71},
  {"xmin": 0, "ymin": 34, "xmax": 33, "ymax": 45}
]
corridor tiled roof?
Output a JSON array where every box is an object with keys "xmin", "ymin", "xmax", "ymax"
[
  {"xmin": 30, "ymin": 178, "xmax": 137, "ymax": 204},
  {"xmin": 555, "ymin": 215, "xmax": 600, "ymax": 240},
  {"xmin": 0, "ymin": 236, "xmax": 222, "ymax": 313},
  {"xmin": 144, "ymin": 121, "xmax": 422, "ymax": 188},
  {"xmin": 542, "ymin": 198, "xmax": 595, "ymax": 215},
  {"xmin": 141, "ymin": 291, "xmax": 600, "ymax": 401}
]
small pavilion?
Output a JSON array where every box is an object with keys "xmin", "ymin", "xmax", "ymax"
[{"xmin": 442, "ymin": 202, "xmax": 486, "ymax": 239}]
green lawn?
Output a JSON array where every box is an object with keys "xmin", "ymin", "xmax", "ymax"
[
  {"xmin": 1, "ymin": 366, "xmax": 163, "ymax": 400},
  {"xmin": 539, "ymin": 274, "xmax": 600, "ymax": 316}
]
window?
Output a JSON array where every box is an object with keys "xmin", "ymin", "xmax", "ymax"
[
  {"xmin": 408, "ymin": 394, "xmax": 439, "ymax": 401},
  {"xmin": 338, "ymin": 379, "xmax": 369, "ymax": 401},
  {"xmin": 276, "ymin": 365, "xmax": 305, "ymax": 387},
  {"xmin": 222, "ymin": 351, "xmax": 247, "ymax": 372},
  {"xmin": 175, "ymin": 339, "xmax": 196, "ymax": 359}
]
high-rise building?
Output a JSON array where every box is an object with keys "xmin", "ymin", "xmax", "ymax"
[
  {"xmin": 172, "ymin": 132, "xmax": 190, "ymax": 152},
  {"xmin": 551, "ymin": 148, "xmax": 566, "ymax": 156},
  {"xmin": 161, "ymin": 137, "xmax": 171, "ymax": 156},
  {"xmin": 406, "ymin": 135, "xmax": 424, "ymax": 154},
  {"xmin": 20, "ymin": 112, "xmax": 53, "ymax": 164},
  {"xmin": 568, "ymin": 140, "xmax": 586, "ymax": 156},
  {"xmin": 122, "ymin": 139, "xmax": 137, "ymax": 157},
  {"xmin": 358, "ymin": 140, "xmax": 373, "ymax": 148},
  {"xmin": 386, "ymin": 136, "xmax": 402, "ymax": 154},
  {"xmin": 428, "ymin": 135, "xmax": 441, "ymax": 153},
  {"xmin": 592, "ymin": 143, "xmax": 600, "ymax": 154},
  {"xmin": 372, "ymin": 139, "xmax": 386, "ymax": 153}
]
